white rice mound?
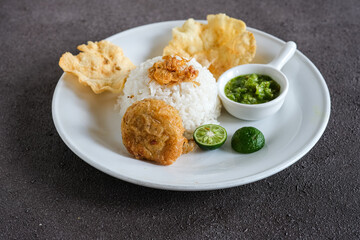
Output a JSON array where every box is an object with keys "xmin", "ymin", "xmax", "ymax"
[{"xmin": 115, "ymin": 56, "xmax": 221, "ymax": 138}]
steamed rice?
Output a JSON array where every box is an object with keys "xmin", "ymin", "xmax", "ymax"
[{"xmin": 115, "ymin": 56, "xmax": 221, "ymax": 138}]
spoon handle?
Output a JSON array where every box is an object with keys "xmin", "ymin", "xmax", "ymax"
[{"xmin": 268, "ymin": 41, "xmax": 297, "ymax": 70}]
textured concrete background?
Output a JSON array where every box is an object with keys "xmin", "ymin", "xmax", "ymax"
[{"xmin": 1, "ymin": 0, "xmax": 359, "ymax": 239}]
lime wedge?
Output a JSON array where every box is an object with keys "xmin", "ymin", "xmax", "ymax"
[{"xmin": 193, "ymin": 124, "xmax": 227, "ymax": 150}]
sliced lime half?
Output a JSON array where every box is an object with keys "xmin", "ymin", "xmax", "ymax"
[{"xmin": 193, "ymin": 124, "xmax": 227, "ymax": 150}]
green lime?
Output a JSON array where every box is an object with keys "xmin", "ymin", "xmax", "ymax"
[
  {"xmin": 193, "ymin": 124, "xmax": 227, "ymax": 150},
  {"xmin": 231, "ymin": 127, "xmax": 265, "ymax": 153}
]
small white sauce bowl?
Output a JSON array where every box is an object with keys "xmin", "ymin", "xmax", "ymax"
[{"xmin": 218, "ymin": 41, "xmax": 297, "ymax": 121}]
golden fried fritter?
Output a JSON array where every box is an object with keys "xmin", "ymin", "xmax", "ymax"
[{"xmin": 121, "ymin": 99, "xmax": 190, "ymax": 165}]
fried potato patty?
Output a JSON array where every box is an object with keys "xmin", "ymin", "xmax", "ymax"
[{"xmin": 121, "ymin": 99, "xmax": 187, "ymax": 165}]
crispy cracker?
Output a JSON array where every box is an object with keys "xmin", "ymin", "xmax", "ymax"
[
  {"xmin": 163, "ymin": 14, "xmax": 256, "ymax": 79},
  {"xmin": 59, "ymin": 40, "xmax": 135, "ymax": 94}
]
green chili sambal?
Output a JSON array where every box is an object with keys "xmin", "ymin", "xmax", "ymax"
[{"xmin": 224, "ymin": 74, "xmax": 281, "ymax": 104}]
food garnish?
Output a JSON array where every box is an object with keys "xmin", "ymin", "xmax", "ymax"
[
  {"xmin": 231, "ymin": 127, "xmax": 265, "ymax": 153},
  {"xmin": 193, "ymin": 124, "xmax": 227, "ymax": 150},
  {"xmin": 225, "ymin": 74, "xmax": 280, "ymax": 104},
  {"xmin": 121, "ymin": 98, "xmax": 193, "ymax": 165},
  {"xmin": 148, "ymin": 55, "xmax": 199, "ymax": 86},
  {"xmin": 163, "ymin": 13, "xmax": 256, "ymax": 79},
  {"xmin": 182, "ymin": 139, "xmax": 196, "ymax": 154},
  {"xmin": 59, "ymin": 40, "xmax": 135, "ymax": 94}
]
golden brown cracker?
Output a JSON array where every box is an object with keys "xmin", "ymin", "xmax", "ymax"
[
  {"xmin": 59, "ymin": 40, "xmax": 135, "ymax": 94},
  {"xmin": 163, "ymin": 14, "xmax": 256, "ymax": 79}
]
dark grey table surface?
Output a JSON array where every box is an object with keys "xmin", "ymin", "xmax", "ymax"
[{"xmin": 1, "ymin": 0, "xmax": 359, "ymax": 239}]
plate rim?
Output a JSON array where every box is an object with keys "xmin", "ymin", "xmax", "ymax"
[{"xmin": 52, "ymin": 20, "xmax": 331, "ymax": 191}]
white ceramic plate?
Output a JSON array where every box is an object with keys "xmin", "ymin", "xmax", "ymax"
[{"xmin": 52, "ymin": 21, "xmax": 330, "ymax": 191}]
